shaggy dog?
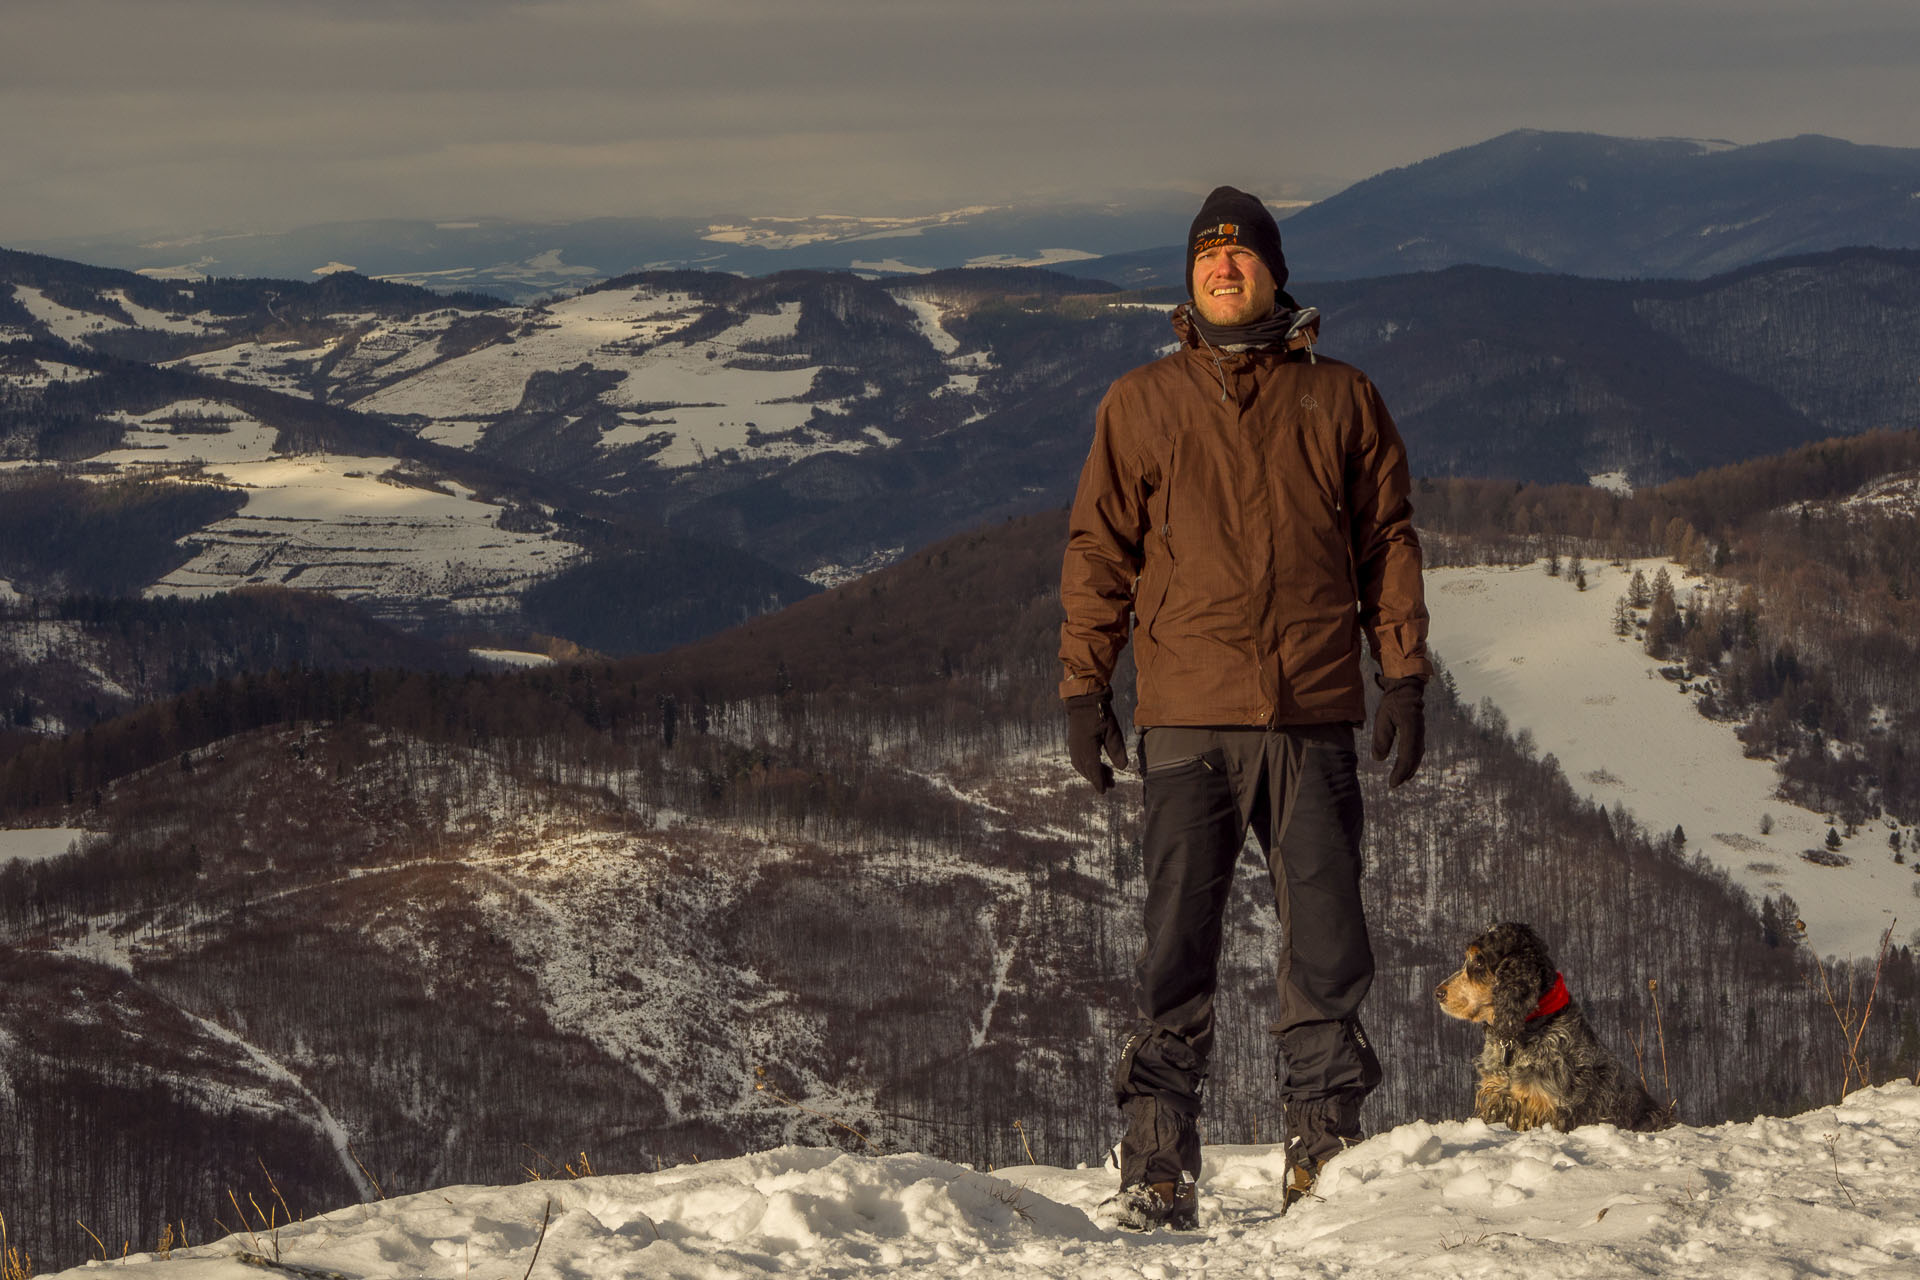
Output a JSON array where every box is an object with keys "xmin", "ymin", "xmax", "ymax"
[{"xmin": 1435, "ymin": 922, "xmax": 1672, "ymax": 1133}]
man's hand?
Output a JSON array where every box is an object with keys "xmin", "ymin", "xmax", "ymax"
[
  {"xmin": 1370, "ymin": 675, "xmax": 1426, "ymax": 788},
  {"xmin": 1064, "ymin": 691, "xmax": 1129, "ymax": 793}
]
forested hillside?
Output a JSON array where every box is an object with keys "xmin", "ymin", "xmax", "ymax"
[
  {"xmin": 0, "ymin": 589, "xmax": 471, "ymax": 761},
  {"xmin": 5, "ymin": 464, "xmax": 1917, "ymax": 1271}
]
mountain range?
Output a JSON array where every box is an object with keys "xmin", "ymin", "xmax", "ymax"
[
  {"xmin": 15, "ymin": 131, "xmax": 1920, "ymax": 301},
  {"xmin": 13, "ymin": 199, "xmax": 1206, "ymax": 306},
  {"xmin": 5, "ymin": 243, "xmax": 1918, "ymax": 661},
  {"xmin": 1065, "ymin": 130, "xmax": 1920, "ymax": 287}
]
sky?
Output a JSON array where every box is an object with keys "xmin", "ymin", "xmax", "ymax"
[{"xmin": 6, "ymin": 0, "xmax": 1920, "ymax": 242}]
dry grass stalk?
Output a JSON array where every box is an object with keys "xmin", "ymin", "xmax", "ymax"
[
  {"xmin": 520, "ymin": 1146, "xmax": 596, "ymax": 1181},
  {"xmin": 1, "ymin": 1211, "xmax": 33, "ymax": 1280},
  {"xmin": 258, "ymin": 1159, "xmax": 296, "ymax": 1227},
  {"xmin": 982, "ymin": 1182, "xmax": 1033, "ymax": 1222},
  {"xmin": 1013, "ymin": 1119, "xmax": 1036, "ymax": 1166},
  {"xmin": 1647, "ymin": 978, "xmax": 1676, "ymax": 1112},
  {"xmin": 1812, "ymin": 920, "xmax": 1895, "ymax": 1099},
  {"xmin": 225, "ymin": 1189, "xmax": 266, "ymax": 1258},
  {"xmin": 345, "ymin": 1143, "xmax": 386, "ymax": 1200},
  {"xmin": 74, "ymin": 1219, "xmax": 108, "ymax": 1262},
  {"xmin": 1823, "ymin": 1133, "xmax": 1858, "ymax": 1208}
]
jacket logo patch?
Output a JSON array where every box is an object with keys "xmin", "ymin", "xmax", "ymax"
[{"xmin": 1300, "ymin": 394, "xmax": 1319, "ymax": 411}]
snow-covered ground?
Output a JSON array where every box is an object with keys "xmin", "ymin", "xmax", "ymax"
[
  {"xmin": 900, "ymin": 298, "xmax": 960, "ymax": 356},
  {"xmin": 170, "ymin": 332, "xmax": 352, "ymax": 395},
  {"xmin": 350, "ymin": 287, "xmax": 863, "ymax": 469},
  {"xmin": 470, "ymin": 647, "xmax": 555, "ymax": 668},
  {"xmin": 106, "ymin": 288, "xmax": 216, "ymax": 335},
  {"xmin": 1427, "ymin": 558, "xmax": 1910, "ymax": 960},
  {"xmin": 93, "ymin": 400, "xmax": 279, "ymax": 465},
  {"xmin": 963, "ymin": 247, "xmax": 1100, "ymax": 269},
  {"xmin": 148, "ymin": 453, "xmax": 581, "ymax": 606},
  {"xmin": 0, "ymin": 356, "xmax": 100, "ymax": 389},
  {"xmin": 0, "ymin": 826, "xmax": 82, "ymax": 865},
  {"xmin": 46, "ymin": 1082, "xmax": 1920, "ymax": 1278},
  {"xmin": 11, "ymin": 284, "xmax": 131, "ymax": 343},
  {"xmin": 1587, "ymin": 470, "xmax": 1633, "ymax": 496}
]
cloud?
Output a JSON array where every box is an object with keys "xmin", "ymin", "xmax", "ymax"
[{"xmin": 4, "ymin": 0, "xmax": 1918, "ymax": 240}]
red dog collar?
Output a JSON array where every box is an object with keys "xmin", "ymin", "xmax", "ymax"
[{"xmin": 1527, "ymin": 973, "xmax": 1571, "ymax": 1021}]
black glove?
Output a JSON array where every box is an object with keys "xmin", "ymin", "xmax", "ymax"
[
  {"xmin": 1370, "ymin": 675, "xmax": 1426, "ymax": 788},
  {"xmin": 1064, "ymin": 691, "xmax": 1129, "ymax": 793}
]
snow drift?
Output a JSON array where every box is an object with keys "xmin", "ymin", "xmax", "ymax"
[{"xmin": 48, "ymin": 1082, "xmax": 1920, "ymax": 1278}]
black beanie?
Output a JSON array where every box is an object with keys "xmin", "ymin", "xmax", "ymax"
[{"xmin": 1187, "ymin": 185, "xmax": 1288, "ymax": 297}]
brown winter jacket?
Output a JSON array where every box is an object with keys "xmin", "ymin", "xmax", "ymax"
[{"xmin": 1059, "ymin": 305, "xmax": 1430, "ymax": 726}]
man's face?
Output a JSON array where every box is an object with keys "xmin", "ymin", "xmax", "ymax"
[{"xmin": 1191, "ymin": 243, "xmax": 1276, "ymax": 327}]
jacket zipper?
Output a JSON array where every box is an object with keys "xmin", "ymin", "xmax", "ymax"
[{"xmin": 1191, "ymin": 321, "xmax": 1232, "ymax": 401}]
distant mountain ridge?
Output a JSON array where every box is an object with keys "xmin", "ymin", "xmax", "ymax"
[
  {"xmin": 5, "ymin": 243, "xmax": 1918, "ymax": 660},
  {"xmin": 11, "ymin": 199, "xmax": 1200, "ymax": 305},
  {"xmin": 22, "ymin": 130, "xmax": 1920, "ymax": 302},
  {"xmin": 1063, "ymin": 130, "xmax": 1920, "ymax": 287}
]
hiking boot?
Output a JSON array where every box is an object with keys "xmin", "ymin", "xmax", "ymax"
[
  {"xmin": 1280, "ymin": 1090, "xmax": 1364, "ymax": 1213},
  {"xmin": 1281, "ymin": 1148, "xmax": 1320, "ymax": 1213},
  {"xmin": 1103, "ymin": 1174, "xmax": 1199, "ymax": 1231}
]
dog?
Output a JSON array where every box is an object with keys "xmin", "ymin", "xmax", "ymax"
[{"xmin": 1435, "ymin": 922, "xmax": 1672, "ymax": 1133}]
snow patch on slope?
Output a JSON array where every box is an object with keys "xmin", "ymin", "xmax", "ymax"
[
  {"xmin": 94, "ymin": 399, "xmax": 278, "ymax": 465},
  {"xmin": 355, "ymin": 287, "xmax": 866, "ymax": 471},
  {"xmin": 150, "ymin": 455, "xmax": 581, "ymax": 608},
  {"xmin": 1427, "ymin": 558, "xmax": 1908, "ymax": 959},
  {"xmin": 0, "ymin": 357, "xmax": 99, "ymax": 389},
  {"xmin": 0, "ymin": 826, "xmax": 82, "ymax": 866},
  {"xmin": 12, "ymin": 284, "xmax": 129, "ymax": 342}
]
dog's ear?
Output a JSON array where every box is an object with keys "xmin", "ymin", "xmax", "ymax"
[
  {"xmin": 1488, "ymin": 949, "xmax": 1555, "ymax": 1039},
  {"xmin": 1484, "ymin": 921, "xmax": 1547, "ymax": 956}
]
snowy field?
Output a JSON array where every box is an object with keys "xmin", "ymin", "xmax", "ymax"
[
  {"xmin": 1426, "ymin": 558, "xmax": 1910, "ymax": 960},
  {"xmin": 0, "ymin": 356, "xmax": 99, "ymax": 389},
  {"xmin": 146, "ymin": 451, "xmax": 580, "ymax": 606},
  {"xmin": 0, "ymin": 826, "xmax": 81, "ymax": 865},
  {"xmin": 470, "ymin": 647, "xmax": 555, "ymax": 668},
  {"xmin": 170, "ymin": 333, "xmax": 349, "ymax": 396},
  {"xmin": 11, "ymin": 284, "xmax": 131, "ymax": 343},
  {"xmin": 350, "ymin": 288, "xmax": 866, "ymax": 469},
  {"xmin": 93, "ymin": 400, "xmax": 280, "ymax": 465},
  {"xmin": 44, "ymin": 1082, "xmax": 1920, "ymax": 1278}
]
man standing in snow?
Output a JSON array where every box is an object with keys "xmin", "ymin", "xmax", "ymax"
[{"xmin": 1058, "ymin": 186, "xmax": 1430, "ymax": 1230}]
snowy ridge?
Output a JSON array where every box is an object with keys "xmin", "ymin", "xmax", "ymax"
[
  {"xmin": 45, "ymin": 1082, "xmax": 1920, "ymax": 1278},
  {"xmin": 1791, "ymin": 470, "xmax": 1920, "ymax": 520}
]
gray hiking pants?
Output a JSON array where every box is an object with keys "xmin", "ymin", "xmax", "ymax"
[{"xmin": 1112, "ymin": 724, "xmax": 1381, "ymax": 1186}]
